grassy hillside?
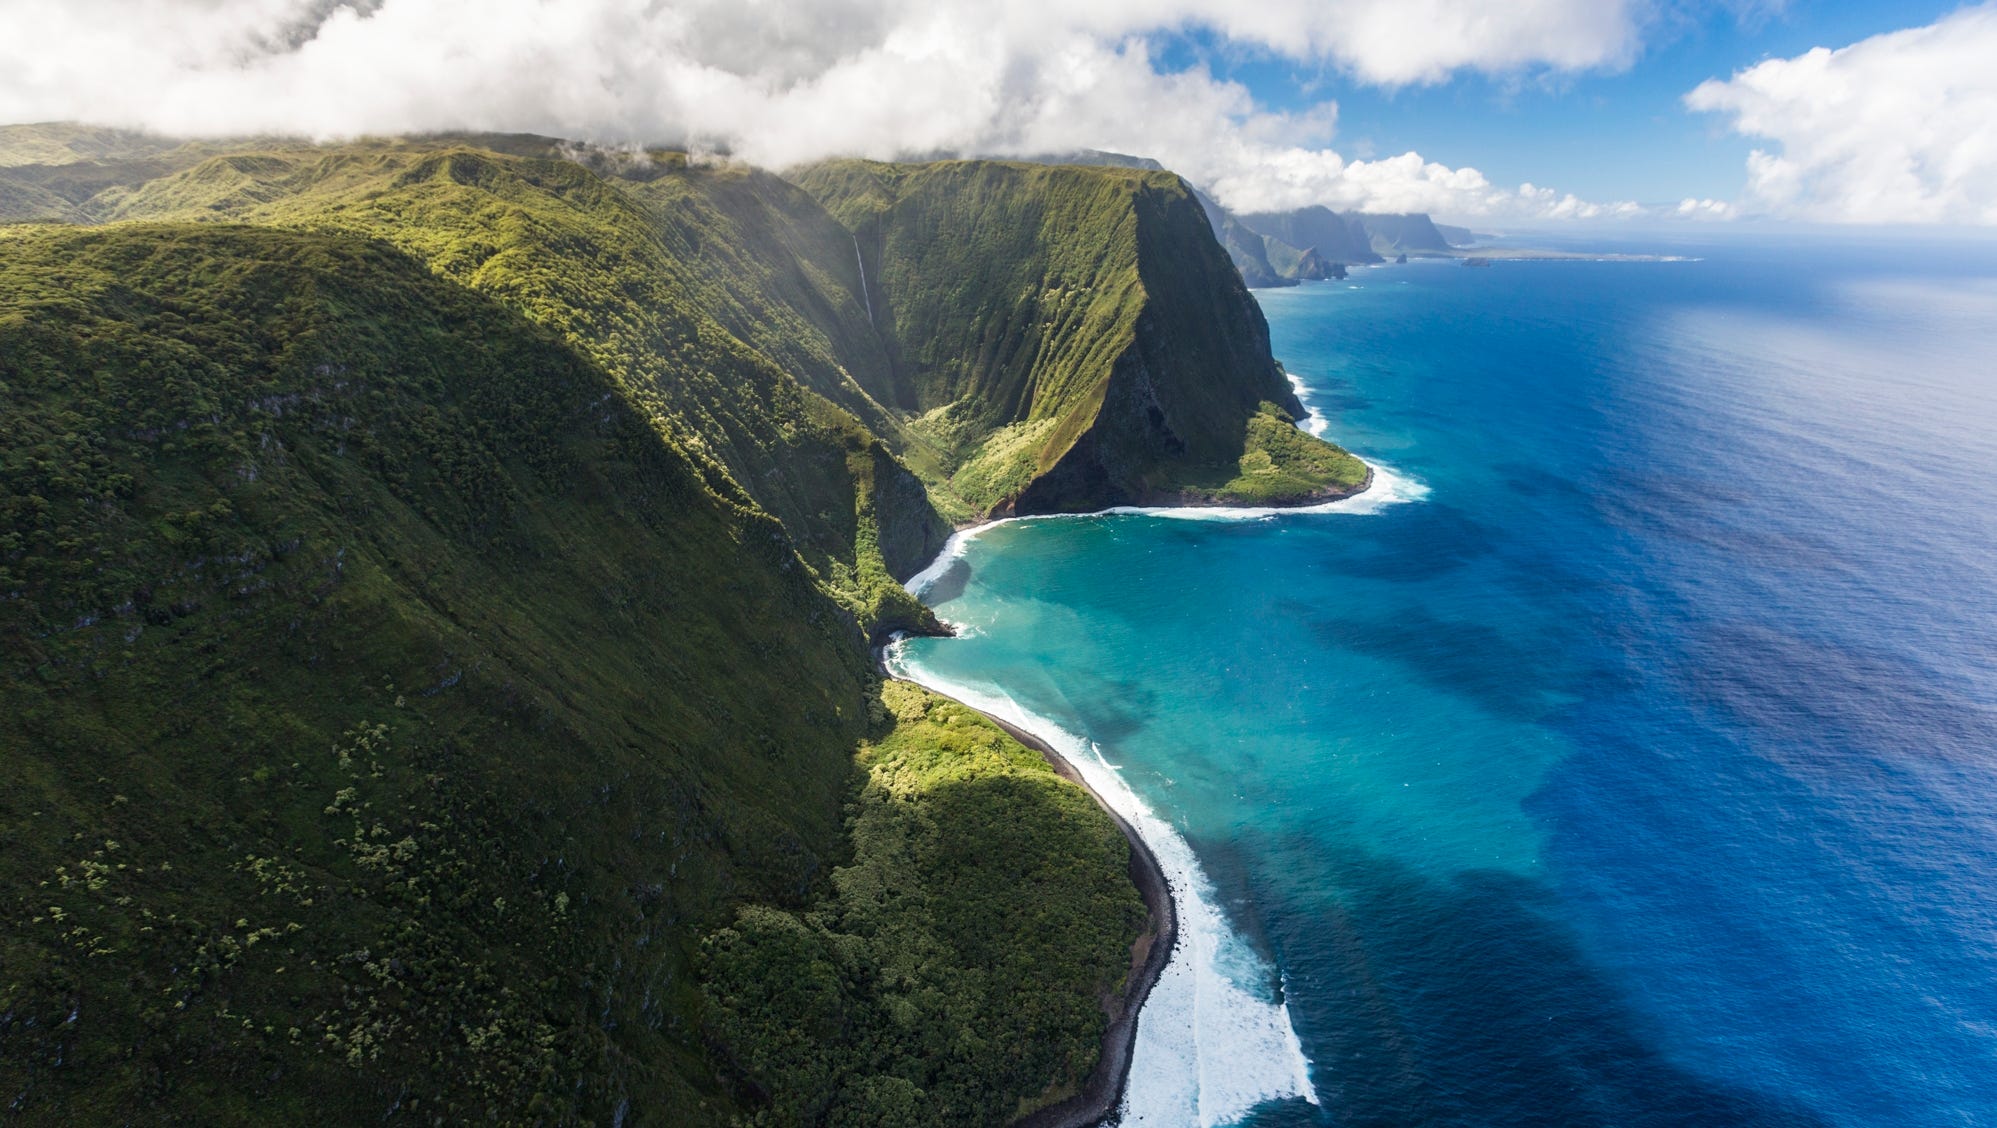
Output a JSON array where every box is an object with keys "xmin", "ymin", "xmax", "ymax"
[
  {"xmin": 86, "ymin": 139, "xmax": 947, "ymax": 636},
  {"xmin": 0, "ymin": 123, "xmax": 185, "ymax": 168},
  {"xmin": 795, "ymin": 159, "xmax": 1367, "ymax": 515},
  {"xmin": 0, "ymin": 124, "xmax": 215, "ymax": 225},
  {"xmin": 0, "ymin": 220, "xmax": 1146, "ymax": 1124},
  {"xmin": 702, "ymin": 682, "xmax": 1145, "ymax": 1126},
  {"xmin": 594, "ymin": 158, "xmax": 961, "ymax": 567},
  {"xmin": 0, "ymin": 223, "xmax": 877, "ymax": 1121}
]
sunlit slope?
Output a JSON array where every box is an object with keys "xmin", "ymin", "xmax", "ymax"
[
  {"xmin": 0, "ymin": 123, "xmax": 218, "ymax": 225},
  {"xmin": 96, "ymin": 139, "xmax": 947, "ymax": 634},
  {"xmin": 703, "ymin": 680, "xmax": 1147, "ymax": 1126},
  {"xmin": 0, "ymin": 223, "xmax": 877, "ymax": 1121},
  {"xmin": 594, "ymin": 156, "xmax": 960, "ymax": 561},
  {"xmin": 795, "ymin": 159, "xmax": 1369, "ymax": 514}
]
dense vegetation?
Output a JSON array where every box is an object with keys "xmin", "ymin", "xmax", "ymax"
[
  {"xmin": 0, "ymin": 223, "xmax": 876, "ymax": 1121},
  {"xmin": 0, "ymin": 125, "xmax": 1364, "ymax": 1123},
  {"xmin": 69, "ymin": 137, "xmax": 947, "ymax": 637},
  {"xmin": 792, "ymin": 159, "xmax": 1369, "ymax": 515},
  {"xmin": 1167, "ymin": 402, "xmax": 1373, "ymax": 504},
  {"xmin": 702, "ymin": 683, "xmax": 1144, "ymax": 1127}
]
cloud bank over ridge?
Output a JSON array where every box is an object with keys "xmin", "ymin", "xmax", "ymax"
[{"xmin": 0, "ymin": 0, "xmax": 1655, "ymax": 220}]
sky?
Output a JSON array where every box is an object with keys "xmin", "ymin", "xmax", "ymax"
[{"xmin": 2, "ymin": 0, "xmax": 1994, "ymax": 224}]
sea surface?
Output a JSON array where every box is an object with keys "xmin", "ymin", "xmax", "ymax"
[{"xmin": 888, "ymin": 231, "xmax": 1997, "ymax": 1128}]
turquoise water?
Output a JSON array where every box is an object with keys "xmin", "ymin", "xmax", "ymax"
[{"xmin": 889, "ymin": 234, "xmax": 1997, "ymax": 1127}]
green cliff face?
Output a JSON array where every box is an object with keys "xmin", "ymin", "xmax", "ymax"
[
  {"xmin": 0, "ymin": 129, "xmax": 1350, "ymax": 1123},
  {"xmin": 75, "ymin": 138, "xmax": 948, "ymax": 637},
  {"xmin": 0, "ymin": 223, "xmax": 877, "ymax": 1121},
  {"xmin": 1262, "ymin": 235, "xmax": 1346, "ymax": 282},
  {"xmin": 794, "ymin": 159, "xmax": 1367, "ymax": 516},
  {"xmin": 0, "ymin": 207, "xmax": 1143, "ymax": 1126}
]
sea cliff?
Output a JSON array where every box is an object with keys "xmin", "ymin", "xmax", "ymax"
[{"xmin": 0, "ymin": 125, "xmax": 1358, "ymax": 1123}]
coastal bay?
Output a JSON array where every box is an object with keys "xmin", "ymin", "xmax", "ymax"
[{"xmin": 891, "ymin": 235, "xmax": 1997, "ymax": 1127}]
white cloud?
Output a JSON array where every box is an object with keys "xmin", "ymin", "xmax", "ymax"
[
  {"xmin": 0, "ymin": 0, "xmax": 1652, "ymax": 221},
  {"xmin": 1675, "ymin": 196, "xmax": 1735, "ymax": 219},
  {"xmin": 1687, "ymin": 4, "xmax": 1997, "ymax": 224}
]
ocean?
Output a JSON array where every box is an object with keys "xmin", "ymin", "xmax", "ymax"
[{"xmin": 887, "ymin": 231, "xmax": 1997, "ymax": 1127}]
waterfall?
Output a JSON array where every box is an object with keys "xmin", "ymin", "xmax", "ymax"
[{"xmin": 852, "ymin": 234, "xmax": 877, "ymax": 329}]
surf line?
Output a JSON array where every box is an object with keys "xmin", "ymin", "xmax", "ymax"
[
  {"xmin": 903, "ymin": 457, "xmax": 1427, "ymax": 597},
  {"xmin": 889, "ymin": 458, "xmax": 1424, "ymax": 1125}
]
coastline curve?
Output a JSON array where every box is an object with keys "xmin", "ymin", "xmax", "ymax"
[
  {"xmin": 885, "ymin": 458, "xmax": 1418, "ymax": 1125},
  {"xmin": 904, "ymin": 457, "xmax": 1425, "ymax": 598}
]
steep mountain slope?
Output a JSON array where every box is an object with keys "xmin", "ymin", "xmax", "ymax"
[
  {"xmin": 1238, "ymin": 204, "xmax": 1383, "ymax": 267},
  {"xmin": 597, "ymin": 157, "xmax": 960, "ymax": 564},
  {"xmin": 1436, "ymin": 222, "xmax": 1479, "ymax": 246},
  {"xmin": 0, "ymin": 124, "xmax": 214, "ymax": 225},
  {"xmin": 0, "ymin": 220, "xmax": 1144, "ymax": 1124},
  {"xmin": 1219, "ymin": 218, "xmax": 1289, "ymax": 287},
  {"xmin": 0, "ymin": 223, "xmax": 875, "ymax": 1120},
  {"xmin": 89, "ymin": 140, "xmax": 948, "ymax": 635},
  {"xmin": 1189, "ymin": 186, "xmax": 1289, "ymax": 288},
  {"xmin": 1353, "ymin": 212, "xmax": 1454, "ymax": 257},
  {"xmin": 1261, "ymin": 234, "xmax": 1345, "ymax": 281},
  {"xmin": 703, "ymin": 682, "xmax": 1147, "ymax": 1125},
  {"xmin": 795, "ymin": 159, "xmax": 1368, "ymax": 515},
  {"xmin": 0, "ymin": 123, "xmax": 184, "ymax": 167}
]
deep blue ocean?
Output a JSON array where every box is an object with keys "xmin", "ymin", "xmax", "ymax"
[{"xmin": 890, "ymin": 232, "xmax": 1997, "ymax": 1127}]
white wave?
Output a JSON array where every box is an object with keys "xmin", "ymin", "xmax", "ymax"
[
  {"xmin": 890, "ymin": 419, "xmax": 1427, "ymax": 1121},
  {"xmin": 1096, "ymin": 459, "xmax": 1427, "ymax": 521},
  {"xmin": 904, "ymin": 457, "xmax": 1426, "ymax": 600},
  {"xmin": 903, "ymin": 530, "xmax": 980, "ymax": 599},
  {"xmin": 1284, "ymin": 372, "xmax": 1332, "ymax": 438},
  {"xmin": 874, "ymin": 658, "xmax": 1318, "ymax": 1127}
]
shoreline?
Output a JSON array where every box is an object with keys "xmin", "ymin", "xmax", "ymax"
[
  {"xmin": 910, "ymin": 458, "xmax": 1402, "ymax": 597},
  {"xmin": 954, "ymin": 464, "xmax": 1378, "ymax": 533},
  {"xmin": 889, "ymin": 457, "xmax": 1397, "ymax": 1125},
  {"xmin": 885, "ymin": 676, "xmax": 1178, "ymax": 1128}
]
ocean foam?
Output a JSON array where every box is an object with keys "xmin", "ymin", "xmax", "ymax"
[
  {"xmin": 894, "ymin": 415, "xmax": 1425, "ymax": 1121},
  {"xmin": 1285, "ymin": 371, "xmax": 1333, "ymax": 438},
  {"xmin": 904, "ymin": 456, "xmax": 1427, "ymax": 601},
  {"xmin": 874, "ymin": 659, "xmax": 1319, "ymax": 1126}
]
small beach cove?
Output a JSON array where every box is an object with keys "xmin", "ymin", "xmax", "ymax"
[{"xmin": 887, "ymin": 461, "xmax": 1423, "ymax": 1126}]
